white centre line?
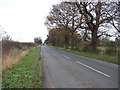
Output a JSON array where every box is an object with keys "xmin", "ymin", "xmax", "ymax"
[
  {"xmin": 64, "ymin": 55, "xmax": 70, "ymax": 59},
  {"xmin": 76, "ymin": 61, "xmax": 111, "ymax": 78}
]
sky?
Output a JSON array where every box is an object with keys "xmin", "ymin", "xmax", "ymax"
[
  {"xmin": 0, "ymin": 0, "xmax": 62, "ymax": 42},
  {"xmin": 0, "ymin": 0, "xmax": 118, "ymax": 42}
]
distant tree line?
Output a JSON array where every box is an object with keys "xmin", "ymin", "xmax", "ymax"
[{"xmin": 34, "ymin": 37, "xmax": 42, "ymax": 45}]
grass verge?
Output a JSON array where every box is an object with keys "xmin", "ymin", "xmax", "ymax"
[
  {"xmin": 2, "ymin": 46, "xmax": 42, "ymax": 88},
  {"xmin": 51, "ymin": 46, "xmax": 119, "ymax": 64}
]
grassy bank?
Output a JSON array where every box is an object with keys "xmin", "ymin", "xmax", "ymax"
[
  {"xmin": 2, "ymin": 48, "xmax": 30, "ymax": 70},
  {"xmin": 2, "ymin": 46, "xmax": 42, "ymax": 88},
  {"xmin": 2, "ymin": 40, "xmax": 36, "ymax": 70},
  {"xmin": 51, "ymin": 46, "xmax": 119, "ymax": 64}
]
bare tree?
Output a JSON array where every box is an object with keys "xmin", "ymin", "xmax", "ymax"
[
  {"xmin": 45, "ymin": 2, "xmax": 82, "ymax": 49},
  {"xmin": 0, "ymin": 26, "xmax": 11, "ymax": 41},
  {"xmin": 75, "ymin": 2, "xmax": 118, "ymax": 53},
  {"xmin": 110, "ymin": 2, "xmax": 120, "ymax": 34}
]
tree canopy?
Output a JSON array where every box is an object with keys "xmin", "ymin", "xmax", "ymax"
[{"xmin": 45, "ymin": 1, "xmax": 119, "ymax": 53}]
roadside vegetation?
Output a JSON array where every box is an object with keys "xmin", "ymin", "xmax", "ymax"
[
  {"xmin": 2, "ymin": 46, "xmax": 42, "ymax": 88},
  {"xmin": 0, "ymin": 28, "xmax": 37, "ymax": 70},
  {"xmin": 0, "ymin": 29, "xmax": 43, "ymax": 88},
  {"xmin": 45, "ymin": 1, "xmax": 120, "ymax": 64},
  {"xmin": 2, "ymin": 40, "xmax": 36, "ymax": 70},
  {"xmin": 51, "ymin": 46, "xmax": 118, "ymax": 64}
]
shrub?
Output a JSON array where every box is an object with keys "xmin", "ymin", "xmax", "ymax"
[
  {"xmin": 81, "ymin": 42, "xmax": 91, "ymax": 52},
  {"xmin": 105, "ymin": 41, "xmax": 117, "ymax": 55},
  {"xmin": 74, "ymin": 47, "xmax": 80, "ymax": 51},
  {"xmin": 2, "ymin": 40, "xmax": 36, "ymax": 69},
  {"xmin": 2, "ymin": 40, "xmax": 21, "ymax": 56}
]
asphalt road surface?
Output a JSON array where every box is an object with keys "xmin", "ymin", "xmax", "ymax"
[{"xmin": 41, "ymin": 45, "xmax": 118, "ymax": 88}]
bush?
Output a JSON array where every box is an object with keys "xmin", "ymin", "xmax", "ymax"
[
  {"xmin": 2, "ymin": 40, "xmax": 36, "ymax": 59},
  {"xmin": 2, "ymin": 40, "xmax": 21, "ymax": 56},
  {"xmin": 105, "ymin": 41, "xmax": 117, "ymax": 55},
  {"xmin": 81, "ymin": 42, "xmax": 91, "ymax": 52},
  {"xmin": 2, "ymin": 40, "xmax": 36, "ymax": 69},
  {"xmin": 74, "ymin": 47, "xmax": 80, "ymax": 51}
]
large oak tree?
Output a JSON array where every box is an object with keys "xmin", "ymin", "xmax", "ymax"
[{"xmin": 75, "ymin": 2, "xmax": 119, "ymax": 53}]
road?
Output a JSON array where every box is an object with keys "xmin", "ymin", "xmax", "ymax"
[{"xmin": 41, "ymin": 45, "xmax": 118, "ymax": 88}]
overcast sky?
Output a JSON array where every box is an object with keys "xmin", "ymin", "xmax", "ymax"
[
  {"xmin": 0, "ymin": 0, "xmax": 118, "ymax": 42},
  {"xmin": 0, "ymin": 0, "xmax": 62, "ymax": 42}
]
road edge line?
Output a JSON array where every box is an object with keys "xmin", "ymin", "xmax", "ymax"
[{"xmin": 76, "ymin": 61, "xmax": 111, "ymax": 78}]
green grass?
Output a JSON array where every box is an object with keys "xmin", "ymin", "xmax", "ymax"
[
  {"xmin": 51, "ymin": 46, "xmax": 119, "ymax": 64},
  {"xmin": 2, "ymin": 46, "xmax": 42, "ymax": 88}
]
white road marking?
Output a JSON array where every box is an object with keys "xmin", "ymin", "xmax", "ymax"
[
  {"xmin": 97, "ymin": 59, "xmax": 118, "ymax": 67},
  {"xmin": 76, "ymin": 61, "xmax": 111, "ymax": 78},
  {"xmin": 64, "ymin": 56, "xmax": 70, "ymax": 59},
  {"xmin": 110, "ymin": 63, "xmax": 118, "ymax": 67}
]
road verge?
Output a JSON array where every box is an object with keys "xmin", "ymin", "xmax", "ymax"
[
  {"xmin": 2, "ymin": 46, "xmax": 42, "ymax": 88},
  {"xmin": 51, "ymin": 46, "xmax": 119, "ymax": 64}
]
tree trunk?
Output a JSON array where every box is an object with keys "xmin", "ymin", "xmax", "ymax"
[
  {"xmin": 71, "ymin": 32, "xmax": 74, "ymax": 50},
  {"xmin": 83, "ymin": 29, "xmax": 88, "ymax": 41},
  {"xmin": 65, "ymin": 35, "xmax": 69, "ymax": 49},
  {"xmin": 91, "ymin": 30, "xmax": 97, "ymax": 54}
]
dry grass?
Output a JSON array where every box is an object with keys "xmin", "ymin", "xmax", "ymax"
[
  {"xmin": 2, "ymin": 46, "xmax": 42, "ymax": 88},
  {"xmin": 1, "ymin": 40, "xmax": 37, "ymax": 89},
  {"xmin": 2, "ymin": 47, "xmax": 31, "ymax": 70},
  {"xmin": 2, "ymin": 40, "xmax": 36, "ymax": 70}
]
